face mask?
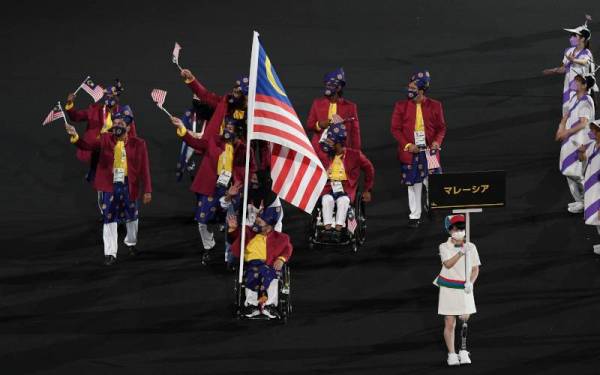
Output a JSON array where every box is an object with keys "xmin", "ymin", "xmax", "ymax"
[
  {"xmin": 252, "ymin": 223, "xmax": 263, "ymax": 233},
  {"xmin": 451, "ymin": 230, "xmax": 466, "ymax": 241},
  {"xmin": 569, "ymin": 36, "xmax": 579, "ymax": 47},
  {"xmin": 222, "ymin": 129, "xmax": 236, "ymax": 142},
  {"xmin": 407, "ymin": 88, "xmax": 419, "ymax": 99},
  {"xmin": 569, "ymin": 80, "xmax": 578, "ymax": 91},
  {"xmin": 104, "ymin": 96, "xmax": 117, "ymax": 107},
  {"xmin": 320, "ymin": 141, "xmax": 335, "ymax": 156},
  {"xmin": 112, "ymin": 126, "xmax": 127, "ymax": 137}
]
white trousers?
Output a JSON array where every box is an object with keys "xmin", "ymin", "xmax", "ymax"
[
  {"xmin": 198, "ymin": 223, "xmax": 215, "ymax": 250},
  {"xmin": 102, "ymin": 219, "xmax": 138, "ymax": 257},
  {"xmin": 566, "ymin": 176, "xmax": 584, "ymax": 203},
  {"xmin": 322, "ymin": 194, "xmax": 350, "ymax": 226},
  {"xmin": 244, "ymin": 280, "xmax": 279, "ymax": 306},
  {"xmin": 408, "ymin": 178, "xmax": 429, "ymax": 219}
]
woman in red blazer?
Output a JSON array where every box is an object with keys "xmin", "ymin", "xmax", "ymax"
[
  {"xmin": 170, "ymin": 116, "xmax": 255, "ymax": 255},
  {"xmin": 390, "ymin": 70, "xmax": 447, "ymax": 228},
  {"xmin": 65, "ymin": 105, "xmax": 152, "ymax": 266},
  {"xmin": 306, "ymin": 68, "xmax": 362, "ymax": 151}
]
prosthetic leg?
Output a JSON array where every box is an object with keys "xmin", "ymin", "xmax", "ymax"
[{"xmin": 458, "ymin": 317, "xmax": 471, "ymax": 364}]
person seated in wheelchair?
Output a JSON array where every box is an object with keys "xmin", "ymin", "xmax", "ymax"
[
  {"xmin": 228, "ymin": 206, "xmax": 292, "ymax": 319},
  {"xmin": 316, "ymin": 122, "xmax": 374, "ymax": 235}
]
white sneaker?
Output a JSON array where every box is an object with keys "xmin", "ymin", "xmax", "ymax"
[
  {"xmin": 458, "ymin": 350, "xmax": 471, "ymax": 364},
  {"xmin": 567, "ymin": 201, "xmax": 578, "ymax": 209},
  {"xmin": 447, "ymin": 353, "xmax": 460, "ymax": 366},
  {"xmin": 593, "ymin": 244, "xmax": 600, "ymax": 255},
  {"xmin": 567, "ymin": 202, "xmax": 584, "ymax": 213}
]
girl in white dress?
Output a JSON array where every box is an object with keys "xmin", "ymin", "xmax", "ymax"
[
  {"xmin": 434, "ymin": 214, "xmax": 481, "ymax": 366},
  {"xmin": 578, "ymin": 118, "xmax": 600, "ymax": 255},
  {"xmin": 543, "ymin": 15, "xmax": 595, "ymax": 105}
]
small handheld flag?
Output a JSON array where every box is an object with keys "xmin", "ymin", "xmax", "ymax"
[
  {"xmin": 172, "ymin": 42, "xmax": 182, "ymax": 71},
  {"xmin": 43, "ymin": 102, "xmax": 66, "ymax": 126},
  {"xmin": 151, "ymin": 88, "xmax": 172, "ymax": 117},
  {"xmin": 80, "ymin": 78, "xmax": 104, "ymax": 102}
]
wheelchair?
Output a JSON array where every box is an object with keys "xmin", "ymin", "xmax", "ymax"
[
  {"xmin": 307, "ymin": 191, "xmax": 367, "ymax": 253},
  {"xmin": 234, "ymin": 264, "xmax": 292, "ymax": 323}
]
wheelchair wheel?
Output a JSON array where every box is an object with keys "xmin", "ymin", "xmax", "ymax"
[
  {"xmin": 279, "ymin": 266, "xmax": 292, "ymax": 323},
  {"xmin": 354, "ymin": 192, "xmax": 367, "ymax": 246},
  {"xmin": 234, "ymin": 278, "xmax": 244, "ymax": 319}
]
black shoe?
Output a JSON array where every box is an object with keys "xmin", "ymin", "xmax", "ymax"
[
  {"xmin": 103, "ymin": 255, "xmax": 116, "ymax": 266},
  {"xmin": 407, "ymin": 219, "xmax": 420, "ymax": 228},
  {"xmin": 127, "ymin": 246, "xmax": 138, "ymax": 256},
  {"xmin": 201, "ymin": 250, "xmax": 212, "ymax": 265},
  {"xmin": 262, "ymin": 304, "xmax": 280, "ymax": 319}
]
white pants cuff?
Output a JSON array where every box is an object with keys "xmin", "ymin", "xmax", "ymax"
[
  {"xmin": 198, "ymin": 223, "xmax": 215, "ymax": 250},
  {"xmin": 124, "ymin": 219, "xmax": 138, "ymax": 246},
  {"xmin": 335, "ymin": 196, "xmax": 350, "ymax": 226},
  {"xmin": 408, "ymin": 182, "xmax": 423, "ymax": 219},
  {"xmin": 103, "ymin": 222, "xmax": 118, "ymax": 257},
  {"xmin": 566, "ymin": 176, "xmax": 584, "ymax": 203},
  {"xmin": 245, "ymin": 288, "xmax": 258, "ymax": 306},
  {"xmin": 265, "ymin": 279, "xmax": 279, "ymax": 306}
]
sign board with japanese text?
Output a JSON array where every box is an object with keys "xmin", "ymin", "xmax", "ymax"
[{"xmin": 429, "ymin": 171, "xmax": 506, "ymax": 210}]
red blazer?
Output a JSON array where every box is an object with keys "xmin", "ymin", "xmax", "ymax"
[
  {"xmin": 317, "ymin": 148, "xmax": 375, "ymax": 202},
  {"xmin": 231, "ymin": 227, "xmax": 293, "ymax": 266},
  {"xmin": 181, "ymin": 132, "xmax": 255, "ymax": 196},
  {"xmin": 306, "ymin": 97, "xmax": 361, "ymax": 150},
  {"xmin": 74, "ymin": 133, "xmax": 151, "ymax": 200},
  {"xmin": 66, "ymin": 103, "xmax": 138, "ymax": 163},
  {"xmin": 185, "ymin": 79, "xmax": 235, "ymax": 140},
  {"xmin": 390, "ymin": 97, "xmax": 446, "ymax": 165}
]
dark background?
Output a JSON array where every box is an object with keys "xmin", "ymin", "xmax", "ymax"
[{"xmin": 2, "ymin": 1, "xmax": 600, "ymax": 373}]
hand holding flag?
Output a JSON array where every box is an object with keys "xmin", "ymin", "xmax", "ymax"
[
  {"xmin": 151, "ymin": 88, "xmax": 173, "ymax": 117},
  {"xmin": 42, "ymin": 102, "xmax": 67, "ymax": 126},
  {"xmin": 172, "ymin": 42, "xmax": 183, "ymax": 71}
]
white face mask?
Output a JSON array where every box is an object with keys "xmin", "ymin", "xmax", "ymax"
[{"xmin": 451, "ymin": 230, "xmax": 466, "ymax": 241}]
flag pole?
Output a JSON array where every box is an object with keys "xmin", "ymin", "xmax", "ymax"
[
  {"xmin": 238, "ymin": 30, "xmax": 260, "ymax": 284},
  {"xmin": 73, "ymin": 75, "xmax": 91, "ymax": 95},
  {"xmin": 57, "ymin": 101, "xmax": 69, "ymax": 125}
]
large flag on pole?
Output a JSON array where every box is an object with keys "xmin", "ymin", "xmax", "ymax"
[{"xmin": 247, "ymin": 34, "xmax": 327, "ymax": 214}]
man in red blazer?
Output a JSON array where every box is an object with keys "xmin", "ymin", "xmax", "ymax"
[
  {"xmin": 170, "ymin": 115, "xmax": 254, "ymax": 258},
  {"xmin": 65, "ymin": 81, "xmax": 138, "ymax": 217},
  {"xmin": 228, "ymin": 206, "xmax": 292, "ymax": 318},
  {"xmin": 179, "ymin": 69, "xmax": 248, "ymax": 139},
  {"xmin": 390, "ymin": 70, "xmax": 447, "ymax": 228},
  {"xmin": 64, "ymin": 106, "xmax": 152, "ymax": 266},
  {"xmin": 307, "ymin": 68, "xmax": 362, "ymax": 151},
  {"xmin": 317, "ymin": 123, "xmax": 374, "ymax": 231}
]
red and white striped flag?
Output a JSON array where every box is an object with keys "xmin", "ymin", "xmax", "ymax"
[
  {"xmin": 172, "ymin": 42, "xmax": 182, "ymax": 65},
  {"xmin": 347, "ymin": 215, "xmax": 358, "ymax": 234},
  {"xmin": 42, "ymin": 105, "xmax": 65, "ymax": 126},
  {"xmin": 80, "ymin": 78, "xmax": 104, "ymax": 102},
  {"xmin": 426, "ymin": 149, "xmax": 441, "ymax": 170},
  {"xmin": 151, "ymin": 89, "xmax": 167, "ymax": 107},
  {"xmin": 247, "ymin": 34, "xmax": 327, "ymax": 213}
]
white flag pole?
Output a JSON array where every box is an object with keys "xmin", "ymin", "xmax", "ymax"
[
  {"xmin": 73, "ymin": 75, "xmax": 91, "ymax": 95},
  {"xmin": 56, "ymin": 101, "xmax": 69, "ymax": 125},
  {"xmin": 157, "ymin": 105, "xmax": 173, "ymax": 118},
  {"xmin": 238, "ymin": 30, "xmax": 260, "ymax": 284}
]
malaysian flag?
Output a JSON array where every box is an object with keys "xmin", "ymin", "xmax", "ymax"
[
  {"xmin": 151, "ymin": 89, "xmax": 167, "ymax": 107},
  {"xmin": 347, "ymin": 209, "xmax": 358, "ymax": 234},
  {"xmin": 426, "ymin": 149, "xmax": 441, "ymax": 170},
  {"xmin": 247, "ymin": 33, "xmax": 327, "ymax": 213},
  {"xmin": 80, "ymin": 78, "xmax": 104, "ymax": 102},
  {"xmin": 42, "ymin": 104, "xmax": 65, "ymax": 126},
  {"xmin": 172, "ymin": 42, "xmax": 182, "ymax": 65}
]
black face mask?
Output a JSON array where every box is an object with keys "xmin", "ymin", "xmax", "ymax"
[
  {"xmin": 228, "ymin": 94, "xmax": 246, "ymax": 110},
  {"xmin": 192, "ymin": 99, "xmax": 214, "ymax": 121},
  {"xmin": 113, "ymin": 126, "xmax": 127, "ymax": 137}
]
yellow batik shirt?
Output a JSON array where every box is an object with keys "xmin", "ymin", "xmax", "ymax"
[
  {"xmin": 113, "ymin": 140, "xmax": 127, "ymax": 176},
  {"xmin": 217, "ymin": 144, "xmax": 234, "ymax": 175},
  {"xmin": 244, "ymin": 233, "xmax": 267, "ymax": 262},
  {"xmin": 328, "ymin": 154, "xmax": 347, "ymax": 181}
]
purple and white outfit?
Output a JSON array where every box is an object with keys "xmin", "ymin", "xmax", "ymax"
[
  {"xmin": 561, "ymin": 47, "xmax": 595, "ymax": 104},
  {"xmin": 559, "ymin": 93, "xmax": 595, "ymax": 204}
]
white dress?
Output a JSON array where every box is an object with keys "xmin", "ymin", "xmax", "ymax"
[
  {"xmin": 435, "ymin": 239, "xmax": 481, "ymax": 316},
  {"xmin": 562, "ymin": 47, "xmax": 595, "ymax": 104},
  {"xmin": 583, "ymin": 142, "xmax": 600, "ymax": 225},
  {"xmin": 559, "ymin": 93, "xmax": 595, "ymax": 178}
]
